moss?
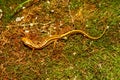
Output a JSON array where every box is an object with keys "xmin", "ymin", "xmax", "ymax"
[{"xmin": 0, "ymin": 0, "xmax": 120, "ymax": 79}]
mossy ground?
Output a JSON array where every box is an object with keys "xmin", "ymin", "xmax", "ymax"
[{"xmin": 0, "ymin": 0, "xmax": 120, "ymax": 80}]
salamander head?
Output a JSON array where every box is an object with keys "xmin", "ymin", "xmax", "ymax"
[{"xmin": 21, "ymin": 37, "xmax": 40, "ymax": 49}]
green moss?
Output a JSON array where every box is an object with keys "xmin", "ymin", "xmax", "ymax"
[
  {"xmin": 1, "ymin": 0, "xmax": 120, "ymax": 79},
  {"xmin": 0, "ymin": 0, "xmax": 30, "ymax": 24}
]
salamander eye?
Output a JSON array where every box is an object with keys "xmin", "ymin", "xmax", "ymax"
[
  {"xmin": 21, "ymin": 37, "xmax": 31, "ymax": 44},
  {"xmin": 21, "ymin": 37, "xmax": 26, "ymax": 42}
]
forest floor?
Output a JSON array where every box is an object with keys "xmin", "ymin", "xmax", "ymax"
[{"xmin": 0, "ymin": 0, "xmax": 120, "ymax": 79}]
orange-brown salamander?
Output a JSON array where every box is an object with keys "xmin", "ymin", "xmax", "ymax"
[{"xmin": 22, "ymin": 27, "xmax": 107, "ymax": 49}]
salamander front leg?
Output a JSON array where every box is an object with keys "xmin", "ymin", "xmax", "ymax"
[
  {"xmin": 32, "ymin": 48, "xmax": 35, "ymax": 53},
  {"xmin": 53, "ymin": 39, "xmax": 58, "ymax": 49}
]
